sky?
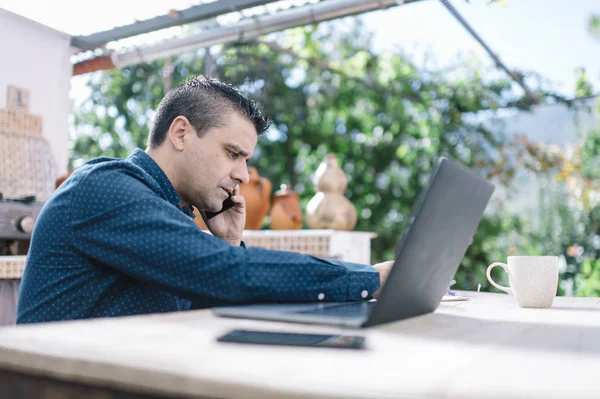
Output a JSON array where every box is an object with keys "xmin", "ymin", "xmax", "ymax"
[
  {"xmin": 363, "ymin": 0, "xmax": 600, "ymax": 96},
  {"xmin": 1, "ymin": 0, "xmax": 599, "ymax": 100}
]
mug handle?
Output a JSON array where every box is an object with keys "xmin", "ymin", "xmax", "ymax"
[{"xmin": 486, "ymin": 262, "xmax": 513, "ymax": 295}]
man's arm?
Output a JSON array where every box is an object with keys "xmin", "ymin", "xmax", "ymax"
[{"xmin": 71, "ymin": 181, "xmax": 379, "ymax": 303}]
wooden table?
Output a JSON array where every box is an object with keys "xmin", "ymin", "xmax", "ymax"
[{"xmin": 0, "ymin": 292, "xmax": 599, "ymax": 399}]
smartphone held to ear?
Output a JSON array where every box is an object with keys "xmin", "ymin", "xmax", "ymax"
[{"xmin": 205, "ymin": 192, "xmax": 236, "ymax": 220}]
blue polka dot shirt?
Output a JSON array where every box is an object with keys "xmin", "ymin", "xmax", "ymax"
[{"xmin": 17, "ymin": 149, "xmax": 379, "ymax": 324}]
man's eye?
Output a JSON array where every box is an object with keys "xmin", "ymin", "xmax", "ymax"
[{"xmin": 227, "ymin": 150, "xmax": 238, "ymax": 159}]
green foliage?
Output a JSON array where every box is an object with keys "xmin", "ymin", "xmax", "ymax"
[
  {"xmin": 524, "ymin": 11, "xmax": 600, "ymax": 295},
  {"xmin": 574, "ymin": 68, "xmax": 594, "ymax": 98},
  {"xmin": 590, "ymin": 14, "xmax": 600, "ymax": 41},
  {"xmin": 71, "ymin": 56, "xmax": 206, "ymax": 163},
  {"xmin": 539, "ymin": 96, "xmax": 600, "ymax": 297},
  {"xmin": 580, "ymin": 127, "xmax": 600, "ymax": 180},
  {"xmin": 71, "ymin": 20, "xmax": 561, "ymax": 291}
]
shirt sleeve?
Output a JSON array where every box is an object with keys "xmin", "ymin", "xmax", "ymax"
[{"xmin": 70, "ymin": 172, "xmax": 380, "ymax": 304}]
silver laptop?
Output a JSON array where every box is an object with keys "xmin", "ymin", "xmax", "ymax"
[{"xmin": 213, "ymin": 157, "xmax": 494, "ymax": 328}]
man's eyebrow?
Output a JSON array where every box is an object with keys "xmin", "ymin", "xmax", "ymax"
[{"xmin": 225, "ymin": 144, "xmax": 250, "ymax": 158}]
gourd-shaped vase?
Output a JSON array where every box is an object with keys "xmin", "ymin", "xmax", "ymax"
[{"xmin": 306, "ymin": 154, "xmax": 357, "ymax": 231}]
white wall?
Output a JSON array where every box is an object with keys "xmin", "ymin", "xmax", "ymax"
[{"xmin": 0, "ymin": 8, "xmax": 72, "ymax": 176}]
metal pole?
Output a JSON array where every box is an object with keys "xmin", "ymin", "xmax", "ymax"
[
  {"xmin": 107, "ymin": 0, "xmax": 417, "ymax": 70},
  {"xmin": 438, "ymin": 0, "xmax": 540, "ymax": 104},
  {"xmin": 204, "ymin": 47, "xmax": 216, "ymax": 78},
  {"xmin": 71, "ymin": 0, "xmax": 283, "ymax": 50}
]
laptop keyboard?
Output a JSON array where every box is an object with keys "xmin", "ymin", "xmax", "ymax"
[{"xmin": 295, "ymin": 301, "xmax": 376, "ymax": 317}]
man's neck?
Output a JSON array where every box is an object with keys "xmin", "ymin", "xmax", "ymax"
[{"xmin": 145, "ymin": 147, "xmax": 186, "ymax": 205}]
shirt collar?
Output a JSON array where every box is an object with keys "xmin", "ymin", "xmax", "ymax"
[{"xmin": 128, "ymin": 149, "xmax": 196, "ymax": 219}]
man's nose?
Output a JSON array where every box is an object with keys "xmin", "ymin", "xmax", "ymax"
[{"xmin": 232, "ymin": 162, "xmax": 250, "ymax": 185}]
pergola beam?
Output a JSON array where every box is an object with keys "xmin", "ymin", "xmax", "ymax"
[
  {"xmin": 73, "ymin": 0, "xmax": 421, "ymax": 75},
  {"xmin": 71, "ymin": 0, "xmax": 283, "ymax": 50}
]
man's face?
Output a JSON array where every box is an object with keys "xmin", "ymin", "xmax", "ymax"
[{"xmin": 177, "ymin": 110, "xmax": 258, "ymax": 211}]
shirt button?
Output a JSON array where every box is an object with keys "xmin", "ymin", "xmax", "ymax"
[
  {"xmin": 361, "ymin": 290, "xmax": 369, "ymax": 299},
  {"xmin": 318, "ymin": 293, "xmax": 325, "ymax": 301}
]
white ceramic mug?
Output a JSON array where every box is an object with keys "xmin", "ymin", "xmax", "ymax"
[{"xmin": 486, "ymin": 256, "xmax": 559, "ymax": 308}]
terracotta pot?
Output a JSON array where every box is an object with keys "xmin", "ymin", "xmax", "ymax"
[
  {"xmin": 270, "ymin": 184, "xmax": 303, "ymax": 230},
  {"xmin": 240, "ymin": 167, "xmax": 272, "ymax": 230},
  {"xmin": 193, "ymin": 208, "xmax": 208, "ymax": 230},
  {"xmin": 55, "ymin": 169, "xmax": 73, "ymax": 189}
]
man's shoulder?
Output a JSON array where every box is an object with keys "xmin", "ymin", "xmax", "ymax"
[
  {"xmin": 66, "ymin": 156, "xmax": 161, "ymax": 209},
  {"xmin": 75, "ymin": 156, "xmax": 151, "ymax": 189}
]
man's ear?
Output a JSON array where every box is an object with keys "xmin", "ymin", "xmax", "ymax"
[{"xmin": 167, "ymin": 116, "xmax": 191, "ymax": 152}]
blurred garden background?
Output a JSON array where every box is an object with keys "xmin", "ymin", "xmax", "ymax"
[{"xmin": 7, "ymin": 0, "xmax": 599, "ymax": 296}]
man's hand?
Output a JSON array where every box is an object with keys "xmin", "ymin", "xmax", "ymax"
[
  {"xmin": 200, "ymin": 186, "xmax": 245, "ymax": 246},
  {"xmin": 373, "ymin": 260, "xmax": 394, "ymax": 297}
]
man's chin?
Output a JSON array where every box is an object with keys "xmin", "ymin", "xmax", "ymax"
[
  {"xmin": 192, "ymin": 197, "xmax": 224, "ymax": 213},
  {"xmin": 203, "ymin": 201, "xmax": 224, "ymax": 213}
]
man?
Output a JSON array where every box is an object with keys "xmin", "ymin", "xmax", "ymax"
[{"xmin": 17, "ymin": 76, "xmax": 392, "ymax": 324}]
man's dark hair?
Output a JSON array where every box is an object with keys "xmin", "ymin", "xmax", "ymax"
[{"xmin": 148, "ymin": 76, "xmax": 271, "ymax": 148}]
